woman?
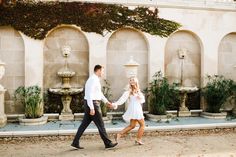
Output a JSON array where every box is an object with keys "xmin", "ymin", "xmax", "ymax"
[{"xmin": 112, "ymin": 77, "xmax": 145, "ymax": 145}]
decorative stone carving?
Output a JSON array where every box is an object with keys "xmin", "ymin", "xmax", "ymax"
[
  {"xmin": 61, "ymin": 45, "xmax": 71, "ymax": 57},
  {"xmin": 178, "ymin": 48, "xmax": 187, "ymax": 59},
  {"xmin": 123, "ymin": 56, "xmax": 140, "ymax": 79}
]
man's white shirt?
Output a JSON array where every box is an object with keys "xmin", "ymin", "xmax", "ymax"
[{"xmin": 84, "ymin": 74, "xmax": 108, "ymax": 110}]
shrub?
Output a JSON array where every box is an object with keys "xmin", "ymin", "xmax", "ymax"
[
  {"xmin": 201, "ymin": 75, "xmax": 236, "ymax": 113},
  {"xmin": 146, "ymin": 71, "xmax": 179, "ymax": 115},
  {"xmin": 100, "ymin": 79, "xmax": 112, "ymax": 117},
  {"xmin": 14, "ymin": 85, "xmax": 42, "ymax": 118}
]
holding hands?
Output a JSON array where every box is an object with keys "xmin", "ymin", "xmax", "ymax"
[
  {"xmin": 90, "ymin": 102, "xmax": 114, "ymax": 116},
  {"xmin": 107, "ymin": 102, "xmax": 115, "ymax": 109}
]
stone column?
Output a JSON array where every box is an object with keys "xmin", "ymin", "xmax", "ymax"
[
  {"xmin": 86, "ymin": 32, "xmax": 107, "ymax": 77},
  {"xmin": 178, "ymin": 91, "xmax": 191, "ymax": 117},
  {"xmin": 21, "ymin": 33, "xmax": 44, "ymax": 116},
  {"xmin": 0, "ymin": 89, "xmax": 7, "ymax": 127},
  {"xmin": 0, "ymin": 60, "xmax": 7, "ymax": 127},
  {"xmin": 200, "ymin": 35, "xmax": 219, "ymax": 111}
]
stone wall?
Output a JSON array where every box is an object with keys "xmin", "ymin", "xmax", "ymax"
[
  {"xmin": 0, "ymin": 1, "xmax": 236, "ymax": 114},
  {"xmin": 0, "ymin": 27, "xmax": 25, "ymax": 114}
]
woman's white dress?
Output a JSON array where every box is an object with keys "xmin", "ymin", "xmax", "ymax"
[{"xmin": 113, "ymin": 91, "xmax": 145, "ymax": 122}]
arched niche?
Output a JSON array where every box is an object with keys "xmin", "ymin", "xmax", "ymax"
[
  {"xmin": 218, "ymin": 33, "xmax": 236, "ymax": 81},
  {"xmin": 0, "ymin": 27, "xmax": 25, "ymax": 114},
  {"xmin": 165, "ymin": 30, "xmax": 201, "ymax": 87},
  {"xmin": 43, "ymin": 26, "xmax": 89, "ymax": 89},
  {"xmin": 106, "ymin": 28, "xmax": 148, "ymax": 104}
]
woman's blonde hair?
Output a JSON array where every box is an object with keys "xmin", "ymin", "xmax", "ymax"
[{"xmin": 129, "ymin": 76, "xmax": 141, "ymax": 95}]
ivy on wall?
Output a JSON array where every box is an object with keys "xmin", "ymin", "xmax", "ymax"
[{"xmin": 0, "ymin": 1, "xmax": 181, "ymax": 40}]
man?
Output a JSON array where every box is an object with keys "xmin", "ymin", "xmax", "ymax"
[{"xmin": 71, "ymin": 65, "xmax": 118, "ymax": 149}]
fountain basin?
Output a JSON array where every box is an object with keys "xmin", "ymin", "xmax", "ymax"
[
  {"xmin": 49, "ymin": 87, "xmax": 83, "ymax": 95},
  {"xmin": 57, "ymin": 70, "xmax": 76, "ymax": 89},
  {"xmin": 175, "ymin": 86, "xmax": 199, "ymax": 93},
  {"xmin": 175, "ymin": 86, "xmax": 199, "ymax": 117},
  {"xmin": 57, "ymin": 70, "xmax": 75, "ymax": 78},
  {"xmin": 49, "ymin": 87, "xmax": 83, "ymax": 121}
]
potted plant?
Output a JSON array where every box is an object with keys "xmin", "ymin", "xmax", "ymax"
[
  {"xmin": 14, "ymin": 85, "xmax": 48, "ymax": 125},
  {"xmin": 100, "ymin": 79, "xmax": 113, "ymax": 123},
  {"xmin": 201, "ymin": 75, "xmax": 236, "ymax": 118},
  {"xmin": 145, "ymin": 71, "xmax": 179, "ymax": 122}
]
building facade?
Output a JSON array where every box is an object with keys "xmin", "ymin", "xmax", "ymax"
[{"xmin": 0, "ymin": 0, "xmax": 236, "ymax": 114}]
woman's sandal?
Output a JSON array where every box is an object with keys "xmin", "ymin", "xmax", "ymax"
[{"xmin": 135, "ymin": 140, "xmax": 144, "ymax": 145}]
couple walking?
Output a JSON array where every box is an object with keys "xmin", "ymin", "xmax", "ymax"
[{"xmin": 71, "ymin": 65, "xmax": 145, "ymax": 150}]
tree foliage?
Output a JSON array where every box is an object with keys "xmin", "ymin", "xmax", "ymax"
[{"xmin": 0, "ymin": 1, "xmax": 181, "ymax": 39}]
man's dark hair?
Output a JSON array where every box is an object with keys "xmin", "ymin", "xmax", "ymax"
[{"xmin": 94, "ymin": 65, "xmax": 103, "ymax": 72}]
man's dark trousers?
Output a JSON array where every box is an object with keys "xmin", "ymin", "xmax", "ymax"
[{"xmin": 72, "ymin": 100, "xmax": 112, "ymax": 147}]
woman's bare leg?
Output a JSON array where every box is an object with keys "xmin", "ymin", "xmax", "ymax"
[
  {"xmin": 116, "ymin": 119, "xmax": 137, "ymax": 141},
  {"xmin": 136, "ymin": 119, "xmax": 145, "ymax": 143}
]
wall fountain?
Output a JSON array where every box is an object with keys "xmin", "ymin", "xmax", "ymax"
[
  {"xmin": 49, "ymin": 45, "xmax": 83, "ymax": 121},
  {"xmin": 176, "ymin": 48, "xmax": 199, "ymax": 117}
]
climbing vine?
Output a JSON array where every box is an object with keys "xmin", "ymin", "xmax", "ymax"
[{"xmin": 0, "ymin": 0, "xmax": 181, "ymax": 39}]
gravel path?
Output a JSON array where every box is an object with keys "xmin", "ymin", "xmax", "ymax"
[{"xmin": 1, "ymin": 129, "xmax": 236, "ymax": 157}]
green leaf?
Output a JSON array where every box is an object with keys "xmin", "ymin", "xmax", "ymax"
[{"xmin": 0, "ymin": 1, "xmax": 181, "ymax": 40}]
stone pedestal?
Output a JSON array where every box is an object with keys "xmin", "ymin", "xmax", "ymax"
[
  {"xmin": 176, "ymin": 87, "xmax": 199, "ymax": 117},
  {"xmin": 0, "ymin": 114, "xmax": 7, "ymax": 127},
  {"xmin": 178, "ymin": 92, "xmax": 191, "ymax": 117},
  {"xmin": 59, "ymin": 95, "xmax": 74, "ymax": 121},
  {"xmin": 59, "ymin": 113, "xmax": 74, "ymax": 121},
  {"xmin": 178, "ymin": 110, "xmax": 191, "ymax": 117},
  {"xmin": 0, "ymin": 89, "xmax": 7, "ymax": 127}
]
